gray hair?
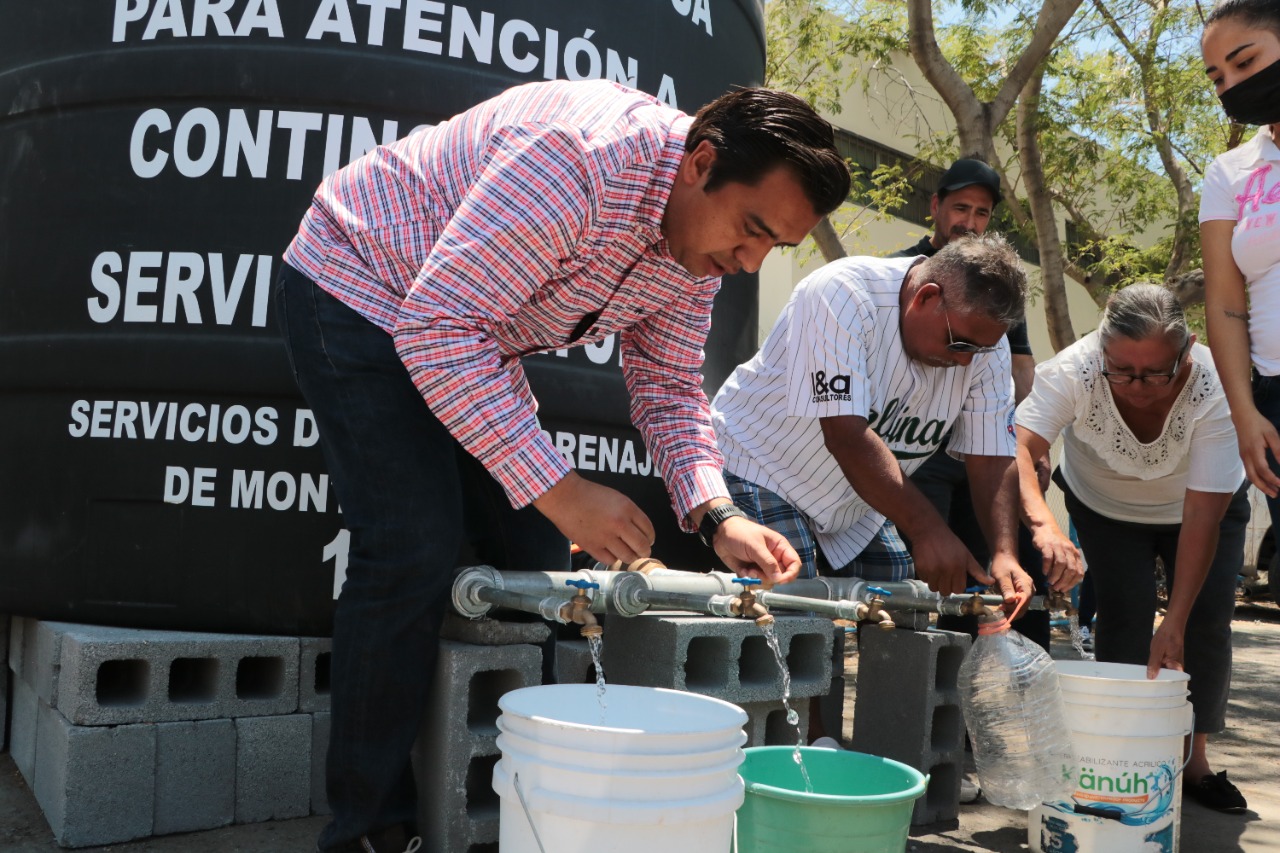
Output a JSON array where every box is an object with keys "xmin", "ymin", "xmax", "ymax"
[
  {"xmin": 920, "ymin": 233, "xmax": 1026, "ymax": 325},
  {"xmin": 1098, "ymin": 283, "xmax": 1190, "ymax": 349}
]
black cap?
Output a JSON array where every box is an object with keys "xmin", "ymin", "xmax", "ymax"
[{"xmin": 938, "ymin": 159, "xmax": 1001, "ymax": 204}]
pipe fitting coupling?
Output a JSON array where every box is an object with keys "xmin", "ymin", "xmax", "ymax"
[{"xmin": 451, "ymin": 565, "xmax": 504, "ymax": 618}]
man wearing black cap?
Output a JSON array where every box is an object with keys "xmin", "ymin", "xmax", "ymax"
[
  {"xmin": 889, "ymin": 158, "xmax": 1050, "ymax": 652},
  {"xmin": 893, "ymin": 159, "xmax": 1004, "ymax": 259}
]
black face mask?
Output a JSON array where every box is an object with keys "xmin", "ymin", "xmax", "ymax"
[{"xmin": 1219, "ymin": 56, "xmax": 1280, "ymax": 126}]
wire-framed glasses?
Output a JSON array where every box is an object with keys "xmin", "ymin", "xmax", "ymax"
[{"xmin": 1100, "ymin": 341, "xmax": 1189, "ymax": 386}]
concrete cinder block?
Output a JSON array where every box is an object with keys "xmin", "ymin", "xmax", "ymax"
[
  {"xmin": 6, "ymin": 615, "xmax": 19, "ymax": 676},
  {"xmin": 51, "ymin": 623, "xmax": 299, "ymax": 725},
  {"xmin": 814, "ymin": 626, "xmax": 848, "ymax": 741},
  {"xmin": 33, "ymin": 700, "xmax": 155, "ymax": 848},
  {"xmin": 234, "ymin": 714, "xmax": 311, "ymax": 824},
  {"xmin": 18, "ymin": 619, "xmax": 74, "ymax": 705},
  {"xmin": 11, "ymin": 676, "xmax": 38, "ymax": 785},
  {"xmin": 440, "ymin": 613, "xmax": 552, "ymax": 646},
  {"xmin": 740, "ymin": 698, "xmax": 811, "ymax": 748},
  {"xmin": 1, "ymin": 660, "xmax": 8, "ymax": 754},
  {"xmin": 413, "ymin": 641, "xmax": 542, "ymax": 853},
  {"xmin": 552, "ymin": 639, "xmax": 595, "ymax": 685},
  {"xmin": 1, "ymin": 614, "xmax": 9, "ymax": 752},
  {"xmin": 602, "ymin": 613, "xmax": 833, "ymax": 704},
  {"xmin": 311, "ymin": 712, "xmax": 330, "ymax": 816},
  {"xmin": 851, "ymin": 627, "xmax": 971, "ymax": 825},
  {"xmin": 154, "ymin": 719, "xmax": 235, "ymax": 835},
  {"xmin": 298, "ymin": 638, "xmax": 332, "ymax": 713}
]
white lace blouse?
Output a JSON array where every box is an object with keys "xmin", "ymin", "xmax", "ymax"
[{"xmin": 1016, "ymin": 332, "xmax": 1244, "ymax": 524}]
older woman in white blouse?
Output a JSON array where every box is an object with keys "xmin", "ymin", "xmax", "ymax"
[{"xmin": 1015, "ymin": 284, "xmax": 1249, "ymax": 812}]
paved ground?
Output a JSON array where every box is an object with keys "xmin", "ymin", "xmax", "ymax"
[{"xmin": 2, "ymin": 600, "xmax": 1277, "ymax": 852}]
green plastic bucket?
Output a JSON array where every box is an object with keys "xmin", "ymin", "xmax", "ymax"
[{"xmin": 736, "ymin": 747, "xmax": 929, "ymax": 853}]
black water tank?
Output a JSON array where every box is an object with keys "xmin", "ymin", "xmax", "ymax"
[{"xmin": 0, "ymin": 0, "xmax": 765, "ymax": 635}]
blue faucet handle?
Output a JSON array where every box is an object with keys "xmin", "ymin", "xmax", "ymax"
[
  {"xmin": 732, "ymin": 577, "xmax": 762, "ymax": 587},
  {"xmin": 866, "ymin": 585, "xmax": 894, "ymax": 597},
  {"xmin": 565, "ymin": 579, "xmax": 600, "ymax": 591},
  {"xmin": 964, "ymin": 585, "xmax": 987, "ymax": 594}
]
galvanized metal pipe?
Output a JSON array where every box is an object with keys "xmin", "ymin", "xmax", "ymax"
[
  {"xmin": 453, "ymin": 564, "xmax": 1064, "ymax": 624},
  {"xmin": 472, "ymin": 587, "xmax": 572, "ymax": 624},
  {"xmin": 452, "ymin": 565, "xmax": 618, "ymax": 618},
  {"xmin": 755, "ymin": 590, "xmax": 867, "ymax": 621},
  {"xmin": 626, "ymin": 589, "xmax": 740, "ymax": 617}
]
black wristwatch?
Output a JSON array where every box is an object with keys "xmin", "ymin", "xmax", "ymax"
[{"xmin": 698, "ymin": 503, "xmax": 747, "ymax": 547}]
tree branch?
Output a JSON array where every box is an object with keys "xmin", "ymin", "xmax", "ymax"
[
  {"xmin": 991, "ymin": 0, "xmax": 1087, "ymax": 127},
  {"xmin": 905, "ymin": 0, "xmax": 989, "ymax": 157},
  {"xmin": 1018, "ymin": 65, "xmax": 1078, "ymax": 351},
  {"xmin": 810, "ymin": 216, "xmax": 848, "ymax": 262},
  {"xmin": 1090, "ymin": 0, "xmax": 1139, "ymax": 59}
]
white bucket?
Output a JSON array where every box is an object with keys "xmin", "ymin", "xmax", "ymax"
[
  {"xmin": 493, "ymin": 684, "xmax": 748, "ymax": 853},
  {"xmin": 1060, "ymin": 687, "xmax": 1187, "ymax": 710},
  {"xmin": 496, "ymin": 735, "xmax": 744, "ymax": 800},
  {"xmin": 1029, "ymin": 663, "xmax": 1192, "ymax": 853},
  {"xmin": 496, "ymin": 719, "xmax": 746, "ymax": 773},
  {"xmin": 498, "ymin": 683, "xmax": 747, "ymax": 754},
  {"xmin": 1060, "ymin": 699, "xmax": 1192, "ymax": 737},
  {"xmin": 1054, "ymin": 661, "xmax": 1190, "ymax": 696}
]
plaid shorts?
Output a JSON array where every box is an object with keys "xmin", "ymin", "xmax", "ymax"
[{"xmin": 724, "ymin": 472, "xmax": 914, "ymax": 582}]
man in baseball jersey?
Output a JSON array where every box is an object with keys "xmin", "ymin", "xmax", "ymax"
[
  {"xmin": 277, "ymin": 80, "xmax": 851, "ymax": 853},
  {"xmin": 848, "ymin": 159, "xmax": 1035, "ymax": 586},
  {"xmin": 890, "ymin": 159, "xmax": 1054, "ymax": 650},
  {"xmin": 711, "ymin": 233, "xmax": 1034, "ymax": 607}
]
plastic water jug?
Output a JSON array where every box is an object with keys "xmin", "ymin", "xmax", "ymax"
[{"xmin": 958, "ymin": 612, "xmax": 1075, "ymax": 810}]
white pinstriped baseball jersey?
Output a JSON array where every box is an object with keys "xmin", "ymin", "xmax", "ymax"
[{"xmin": 711, "ymin": 255, "xmax": 1016, "ymax": 566}]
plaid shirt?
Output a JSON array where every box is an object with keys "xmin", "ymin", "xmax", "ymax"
[{"xmin": 285, "ymin": 80, "xmax": 727, "ymax": 523}]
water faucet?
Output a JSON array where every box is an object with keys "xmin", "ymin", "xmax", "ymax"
[
  {"xmin": 1045, "ymin": 587, "xmax": 1076, "ymax": 616},
  {"xmin": 961, "ymin": 585, "xmax": 989, "ymax": 617},
  {"xmin": 729, "ymin": 578, "xmax": 774, "ymax": 626},
  {"xmin": 561, "ymin": 580, "xmax": 602, "ymax": 638},
  {"xmin": 863, "ymin": 586, "xmax": 896, "ymax": 631}
]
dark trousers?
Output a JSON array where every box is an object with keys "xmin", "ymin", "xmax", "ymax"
[
  {"xmin": 1076, "ymin": 565, "xmax": 1097, "ymax": 629},
  {"xmin": 909, "ymin": 449, "xmax": 1051, "ymax": 651},
  {"xmin": 275, "ymin": 264, "xmax": 569, "ymax": 851},
  {"xmin": 1059, "ymin": 475, "xmax": 1249, "ymax": 734},
  {"xmin": 1254, "ymin": 372, "xmax": 1280, "ymax": 534}
]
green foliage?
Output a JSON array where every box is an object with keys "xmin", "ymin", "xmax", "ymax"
[
  {"xmin": 765, "ymin": 0, "xmax": 915, "ymax": 254},
  {"xmin": 1045, "ymin": 0, "xmax": 1222, "ymax": 240},
  {"xmin": 764, "ymin": 0, "xmax": 1229, "ymax": 304},
  {"xmin": 834, "ymin": 160, "xmax": 915, "ymax": 245},
  {"xmin": 764, "ymin": 0, "xmax": 909, "ymax": 116}
]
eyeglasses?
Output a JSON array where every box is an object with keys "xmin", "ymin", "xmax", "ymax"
[
  {"xmin": 943, "ymin": 304, "xmax": 999, "ymax": 354},
  {"xmin": 1100, "ymin": 342, "xmax": 1189, "ymax": 386}
]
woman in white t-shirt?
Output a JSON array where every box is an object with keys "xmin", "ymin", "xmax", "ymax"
[
  {"xmin": 1200, "ymin": 1, "xmax": 1280, "ymax": 501},
  {"xmin": 1016, "ymin": 285, "xmax": 1250, "ymax": 813}
]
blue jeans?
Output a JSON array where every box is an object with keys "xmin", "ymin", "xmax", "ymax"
[{"xmin": 274, "ymin": 264, "xmax": 568, "ymax": 851}]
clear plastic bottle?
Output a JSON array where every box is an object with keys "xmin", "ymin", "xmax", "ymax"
[{"xmin": 957, "ymin": 611, "xmax": 1075, "ymax": 810}]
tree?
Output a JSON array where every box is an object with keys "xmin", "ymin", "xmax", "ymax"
[
  {"xmin": 766, "ymin": 0, "xmax": 1228, "ymax": 351},
  {"xmin": 764, "ymin": 0, "xmax": 913, "ymax": 261},
  {"xmin": 906, "ymin": 0, "xmax": 1084, "ymax": 350}
]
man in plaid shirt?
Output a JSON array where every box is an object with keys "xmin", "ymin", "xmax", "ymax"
[{"xmin": 276, "ymin": 79, "xmax": 850, "ymax": 853}]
